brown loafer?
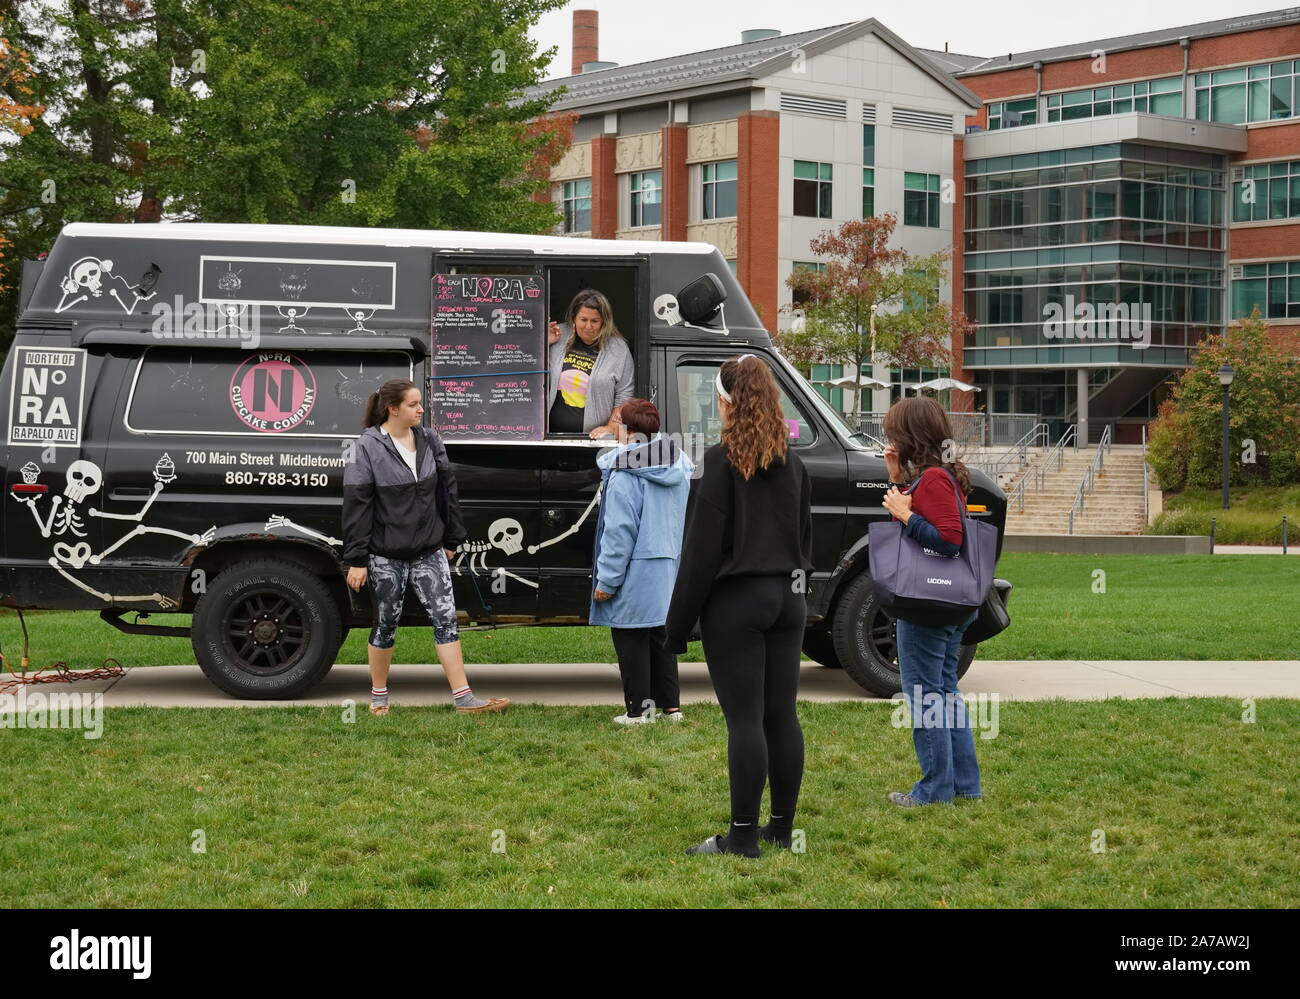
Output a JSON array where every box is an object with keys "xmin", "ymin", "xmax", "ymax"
[{"xmin": 456, "ymin": 696, "xmax": 509, "ymax": 714}]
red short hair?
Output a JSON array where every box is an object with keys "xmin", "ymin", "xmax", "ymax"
[{"xmin": 618, "ymin": 398, "xmax": 660, "ymax": 436}]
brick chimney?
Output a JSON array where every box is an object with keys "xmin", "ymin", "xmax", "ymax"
[{"xmin": 572, "ymin": 9, "xmax": 598, "ymax": 76}]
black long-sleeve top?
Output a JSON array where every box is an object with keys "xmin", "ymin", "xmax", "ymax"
[{"xmin": 664, "ymin": 442, "xmax": 813, "ymax": 652}]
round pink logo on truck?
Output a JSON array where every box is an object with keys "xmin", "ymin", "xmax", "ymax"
[{"xmin": 229, "ymin": 353, "xmax": 317, "ymax": 432}]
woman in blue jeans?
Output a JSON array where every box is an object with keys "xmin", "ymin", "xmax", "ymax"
[{"xmin": 880, "ymin": 397, "xmax": 981, "ymax": 807}]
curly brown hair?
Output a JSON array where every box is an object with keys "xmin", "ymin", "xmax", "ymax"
[
  {"xmin": 882, "ymin": 395, "xmax": 971, "ymax": 494},
  {"xmin": 718, "ymin": 355, "xmax": 788, "ymax": 480}
]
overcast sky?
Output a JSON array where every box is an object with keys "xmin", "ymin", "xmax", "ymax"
[{"xmin": 530, "ymin": 1, "xmax": 1291, "ymax": 79}]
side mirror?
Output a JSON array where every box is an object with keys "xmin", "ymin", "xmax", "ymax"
[{"xmin": 676, "ymin": 273, "xmax": 726, "ymax": 325}]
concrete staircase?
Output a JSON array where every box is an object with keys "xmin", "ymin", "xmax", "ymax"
[{"xmin": 1004, "ymin": 445, "xmax": 1149, "ymax": 535}]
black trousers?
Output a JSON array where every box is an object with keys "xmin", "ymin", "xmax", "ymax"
[
  {"xmin": 700, "ymin": 574, "xmax": 806, "ymax": 826},
  {"xmin": 610, "ymin": 624, "xmax": 681, "ymax": 717}
]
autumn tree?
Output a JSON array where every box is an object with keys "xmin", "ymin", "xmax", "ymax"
[
  {"xmin": 0, "ymin": 0, "xmax": 572, "ymax": 351},
  {"xmin": 777, "ymin": 214, "xmax": 974, "ymax": 417}
]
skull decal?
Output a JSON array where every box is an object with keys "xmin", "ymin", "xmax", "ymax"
[
  {"xmin": 64, "ymin": 460, "xmax": 102, "ymax": 504},
  {"xmin": 653, "ymin": 293, "xmax": 683, "ymax": 326},
  {"xmin": 488, "ymin": 518, "xmax": 523, "ymax": 556}
]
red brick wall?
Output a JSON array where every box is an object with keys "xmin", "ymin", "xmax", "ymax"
[
  {"xmin": 1241, "ymin": 120, "xmax": 1300, "ymax": 160},
  {"xmin": 661, "ymin": 123, "xmax": 688, "ymax": 242},
  {"xmin": 590, "ymin": 134, "xmax": 617, "ymax": 239},
  {"xmin": 959, "ymin": 25, "xmax": 1300, "ymax": 104},
  {"xmin": 737, "ymin": 111, "xmax": 780, "ymax": 332}
]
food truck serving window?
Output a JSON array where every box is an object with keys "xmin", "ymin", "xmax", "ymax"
[{"xmin": 125, "ymin": 347, "xmax": 414, "ymax": 438}]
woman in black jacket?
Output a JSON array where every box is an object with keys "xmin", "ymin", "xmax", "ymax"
[
  {"xmin": 341, "ymin": 379, "xmax": 508, "ymax": 716},
  {"xmin": 666, "ymin": 354, "xmax": 813, "ymax": 858}
]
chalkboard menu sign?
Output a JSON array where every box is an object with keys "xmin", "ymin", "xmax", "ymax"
[{"xmin": 430, "ymin": 274, "xmax": 547, "ymax": 441}]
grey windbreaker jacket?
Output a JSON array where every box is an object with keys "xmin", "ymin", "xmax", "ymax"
[{"xmin": 341, "ymin": 425, "xmax": 466, "ymax": 567}]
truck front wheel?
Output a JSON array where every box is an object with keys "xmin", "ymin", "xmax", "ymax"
[
  {"xmin": 192, "ymin": 559, "xmax": 342, "ymax": 699},
  {"xmin": 829, "ymin": 574, "xmax": 975, "ymax": 697}
]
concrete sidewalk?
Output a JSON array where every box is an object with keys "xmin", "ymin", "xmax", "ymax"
[{"xmin": 21, "ymin": 659, "xmax": 1300, "ymax": 707}]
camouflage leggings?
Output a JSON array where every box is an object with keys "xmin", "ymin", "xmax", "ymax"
[{"xmin": 367, "ymin": 549, "xmax": 460, "ymax": 648}]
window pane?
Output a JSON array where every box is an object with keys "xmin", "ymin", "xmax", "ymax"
[
  {"xmin": 130, "ymin": 349, "xmax": 413, "ymax": 435},
  {"xmin": 794, "ymin": 180, "xmax": 817, "ymax": 217},
  {"xmin": 676, "ymin": 362, "xmax": 813, "ymax": 447},
  {"xmin": 715, "ymin": 179, "xmax": 737, "ymax": 218},
  {"xmin": 863, "ymin": 124, "xmax": 875, "ymax": 165},
  {"xmin": 794, "ymin": 160, "xmax": 818, "ymax": 180},
  {"xmin": 1212, "ymin": 83, "xmax": 1247, "ymax": 124},
  {"xmin": 819, "ymin": 181, "xmax": 833, "ymax": 218},
  {"xmin": 1271, "ymin": 77, "xmax": 1293, "ymax": 119}
]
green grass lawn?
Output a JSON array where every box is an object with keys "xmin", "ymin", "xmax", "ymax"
[
  {"xmin": 1, "ymin": 699, "xmax": 1295, "ymax": 908},
  {"xmin": 3, "ymin": 553, "xmax": 1297, "ymax": 670},
  {"xmin": 1150, "ymin": 485, "xmax": 1300, "ymax": 544}
]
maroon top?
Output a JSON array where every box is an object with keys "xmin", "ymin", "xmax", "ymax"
[{"xmin": 904, "ymin": 467, "xmax": 965, "ymax": 547}]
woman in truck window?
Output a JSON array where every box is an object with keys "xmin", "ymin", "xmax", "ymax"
[
  {"xmin": 589, "ymin": 397, "xmax": 695, "ymax": 725},
  {"xmin": 880, "ymin": 396, "xmax": 980, "ymax": 806},
  {"xmin": 546, "ymin": 288, "xmax": 635, "ymax": 439},
  {"xmin": 342, "ymin": 379, "xmax": 508, "ymax": 716},
  {"xmin": 665, "ymin": 354, "xmax": 814, "ymax": 858}
]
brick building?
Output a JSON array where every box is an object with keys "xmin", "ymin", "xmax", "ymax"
[{"xmin": 526, "ymin": 8, "xmax": 1300, "ymax": 442}]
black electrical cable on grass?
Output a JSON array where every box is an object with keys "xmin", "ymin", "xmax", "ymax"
[{"xmin": 0, "ymin": 608, "xmax": 126, "ymax": 695}]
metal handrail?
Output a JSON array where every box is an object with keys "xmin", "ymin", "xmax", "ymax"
[
  {"xmin": 1141, "ymin": 423, "xmax": 1149, "ymax": 527},
  {"xmin": 1010, "ymin": 423, "xmax": 1075, "ymax": 513},
  {"xmin": 1067, "ymin": 423, "xmax": 1113, "ymax": 535},
  {"xmin": 981, "ymin": 422, "xmax": 1049, "ymax": 481}
]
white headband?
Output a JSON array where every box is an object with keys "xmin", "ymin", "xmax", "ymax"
[{"xmin": 715, "ymin": 354, "xmax": 756, "ymax": 403}]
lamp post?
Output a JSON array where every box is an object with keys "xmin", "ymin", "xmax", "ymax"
[{"xmin": 1217, "ymin": 362, "xmax": 1234, "ymax": 510}]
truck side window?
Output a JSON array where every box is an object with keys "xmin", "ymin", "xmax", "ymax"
[
  {"xmin": 675, "ymin": 361, "xmax": 815, "ymax": 449},
  {"xmin": 125, "ymin": 348, "xmax": 414, "ymax": 437}
]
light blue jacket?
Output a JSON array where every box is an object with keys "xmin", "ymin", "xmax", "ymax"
[{"xmin": 589, "ymin": 435, "xmax": 696, "ymax": 628}]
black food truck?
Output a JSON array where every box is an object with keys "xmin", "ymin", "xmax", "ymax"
[{"xmin": 2, "ymin": 222, "xmax": 1011, "ymax": 699}]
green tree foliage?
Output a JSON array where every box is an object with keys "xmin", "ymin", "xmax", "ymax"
[
  {"xmin": 777, "ymin": 214, "xmax": 974, "ymax": 416},
  {"xmin": 0, "ymin": 0, "xmax": 571, "ymax": 351},
  {"xmin": 1147, "ymin": 310, "xmax": 1300, "ymax": 491}
]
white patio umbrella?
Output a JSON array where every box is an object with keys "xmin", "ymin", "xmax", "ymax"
[
  {"xmin": 827, "ymin": 373, "xmax": 890, "ymax": 390},
  {"xmin": 912, "ymin": 377, "xmax": 981, "ymax": 392}
]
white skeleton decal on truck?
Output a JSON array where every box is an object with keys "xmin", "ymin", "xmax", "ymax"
[{"xmin": 12, "ymin": 454, "xmax": 215, "ymax": 607}]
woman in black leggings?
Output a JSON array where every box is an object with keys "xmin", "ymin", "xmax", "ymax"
[{"xmin": 665, "ymin": 354, "xmax": 813, "ymax": 858}]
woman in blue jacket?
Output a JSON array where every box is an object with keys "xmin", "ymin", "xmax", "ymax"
[{"xmin": 589, "ymin": 398, "xmax": 696, "ymax": 724}]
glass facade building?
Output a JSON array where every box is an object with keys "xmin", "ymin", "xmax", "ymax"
[{"xmin": 963, "ymin": 141, "xmax": 1227, "ymax": 372}]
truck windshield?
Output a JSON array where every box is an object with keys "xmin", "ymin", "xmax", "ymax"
[{"xmin": 769, "ymin": 349, "xmax": 884, "ymax": 451}]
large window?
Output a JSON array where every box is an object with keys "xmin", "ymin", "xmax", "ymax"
[
  {"xmin": 677, "ymin": 360, "xmax": 815, "ymax": 448},
  {"xmin": 962, "ymin": 143, "xmax": 1227, "ymax": 368},
  {"xmin": 791, "ymin": 260, "xmax": 826, "ymax": 308},
  {"xmin": 562, "ymin": 179, "xmax": 592, "ymax": 233},
  {"xmin": 127, "ymin": 349, "xmax": 414, "ymax": 437},
  {"xmin": 988, "ymin": 98, "xmax": 1037, "ymax": 130},
  {"xmin": 629, "ymin": 170, "xmax": 661, "ymax": 228},
  {"xmin": 1046, "ymin": 77, "xmax": 1182, "ymax": 122},
  {"xmin": 810, "ymin": 362, "xmax": 844, "ymax": 410},
  {"xmin": 1232, "ymin": 261, "xmax": 1300, "ymax": 319},
  {"xmin": 1195, "ymin": 61, "xmax": 1298, "ymax": 125},
  {"xmin": 1232, "ymin": 161, "xmax": 1300, "ymax": 222},
  {"xmin": 702, "ymin": 161, "xmax": 738, "ymax": 220},
  {"xmin": 863, "ymin": 124, "xmax": 876, "ymax": 218},
  {"xmin": 794, "ymin": 160, "xmax": 833, "ymax": 218},
  {"xmin": 904, "ymin": 172, "xmax": 941, "ymax": 227}
]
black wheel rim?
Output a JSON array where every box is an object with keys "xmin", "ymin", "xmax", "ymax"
[
  {"xmin": 860, "ymin": 601, "xmax": 899, "ymax": 673},
  {"xmin": 222, "ymin": 587, "xmax": 310, "ymax": 675}
]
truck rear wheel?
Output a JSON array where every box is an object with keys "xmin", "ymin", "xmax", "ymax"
[
  {"xmin": 830, "ymin": 574, "xmax": 975, "ymax": 697},
  {"xmin": 192, "ymin": 559, "xmax": 342, "ymax": 699}
]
